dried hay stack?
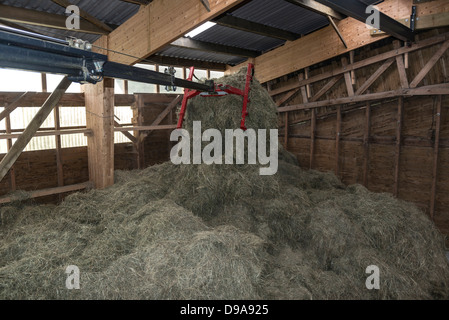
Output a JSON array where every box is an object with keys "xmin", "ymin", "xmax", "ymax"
[{"xmin": 0, "ymin": 68, "xmax": 448, "ymax": 300}]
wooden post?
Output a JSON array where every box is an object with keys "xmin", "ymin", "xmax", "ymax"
[
  {"xmin": 310, "ymin": 109, "xmax": 316, "ymax": 170},
  {"xmin": 284, "ymin": 112, "xmax": 289, "ymax": 149},
  {"xmin": 54, "ymin": 106, "xmax": 64, "ymax": 192},
  {"xmin": 305, "ymin": 67, "xmax": 312, "ymax": 99},
  {"xmin": 84, "ymin": 78, "xmax": 115, "ymax": 189},
  {"xmin": 124, "ymin": 80, "xmax": 129, "ymax": 95},
  {"xmin": 0, "ymin": 77, "xmax": 72, "ymax": 183},
  {"xmin": 393, "ymin": 97, "xmax": 403, "ymax": 197},
  {"xmin": 349, "ymin": 51, "xmax": 356, "ymax": 85},
  {"xmin": 335, "ymin": 105, "xmax": 341, "ymax": 177},
  {"xmin": 134, "ymin": 94, "xmax": 145, "ymax": 169},
  {"xmin": 341, "ymin": 56, "xmax": 354, "ymax": 96},
  {"xmin": 41, "ymin": 73, "xmax": 47, "ymax": 93},
  {"xmin": 155, "ymin": 65, "xmax": 160, "ymax": 93},
  {"xmin": 393, "ymin": 40, "xmax": 409, "ymax": 89},
  {"xmin": 430, "ymin": 95, "xmax": 442, "ymax": 221},
  {"xmin": 363, "ymin": 102, "xmax": 371, "ymax": 187},
  {"xmin": 5, "ymin": 113, "xmax": 16, "ymax": 191},
  {"xmin": 299, "ymin": 73, "xmax": 309, "ymax": 103}
]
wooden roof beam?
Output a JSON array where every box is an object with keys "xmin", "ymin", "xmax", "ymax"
[{"xmin": 102, "ymin": 0, "xmax": 246, "ymax": 65}]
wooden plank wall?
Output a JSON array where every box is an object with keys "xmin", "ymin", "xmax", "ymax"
[
  {"xmin": 274, "ymin": 28, "xmax": 449, "ymax": 236},
  {"xmin": 132, "ymin": 95, "xmax": 178, "ymax": 167},
  {"xmin": 0, "ymin": 143, "xmax": 135, "ymax": 203},
  {"xmin": 0, "ymin": 93, "xmax": 178, "ymax": 203}
]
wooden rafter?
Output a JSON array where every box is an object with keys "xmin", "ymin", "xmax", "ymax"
[
  {"xmin": 327, "ymin": 15, "xmax": 347, "ymax": 48},
  {"xmin": 102, "ymin": 0, "xmax": 245, "ymax": 65}
]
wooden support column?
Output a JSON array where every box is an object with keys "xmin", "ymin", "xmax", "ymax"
[
  {"xmin": 41, "ymin": 73, "xmax": 47, "ymax": 93},
  {"xmin": 430, "ymin": 95, "xmax": 442, "ymax": 221},
  {"xmin": 5, "ymin": 113, "xmax": 16, "ymax": 191},
  {"xmin": 349, "ymin": 51, "xmax": 356, "ymax": 85},
  {"xmin": 284, "ymin": 112, "xmax": 289, "ymax": 149},
  {"xmin": 393, "ymin": 40, "xmax": 409, "ymax": 89},
  {"xmin": 0, "ymin": 77, "xmax": 71, "ymax": 183},
  {"xmin": 363, "ymin": 102, "xmax": 371, "ymax": 187},
  {"xmin": 305, "ymin": 67, "xmax": 312, "ymax": 99},
  {"xmin": 310, "ymin": 109, "xmax": 316, "ymax": 170},
  {"xmin": 335, "ymin": 105, "xmax": 341, "ymax": 177},
  {"xmin": 54, "ymin": 106, "xmax": 64, "ymax": 192},
  {"xmin": 341, "ymin": 57, "xmax": 354, "ymax": 96},
  {"xmin": 124, "ymin": 80, "xmax": 129, "ymax": 94},
  {"xmin": 155, "ymin": 65, "xmax": 160, "ymax": 94},
  {"xmin": 84, "ymin": 78, "xmax": 115, "ymax": 189},
  {"xmin": 299, "ymin": 72, "xmax": 309, "ymax": 103},
  {"xmin": 393, "ymin": 97, "xmax": 403, "ymax": 197},
  {"xmin": 134, "ymin": 94, "xmax": 146, "ymax": 169}
]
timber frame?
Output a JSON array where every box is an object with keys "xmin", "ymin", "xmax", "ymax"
[{"xmin": 274, "ymin": 28, "xmax": 448, "ymax": 227}]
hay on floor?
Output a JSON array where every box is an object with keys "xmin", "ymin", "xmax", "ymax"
[{"xmin": 1, "ymin": 68, "xmax": 448, "ymax": 300}]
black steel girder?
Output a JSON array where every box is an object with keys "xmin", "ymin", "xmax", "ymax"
[{"xmin": 315, "ymin": 0, "xmax": 415, "ymax": 42}]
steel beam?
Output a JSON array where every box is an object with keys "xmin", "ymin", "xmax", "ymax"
[
  {"xmin": 213, "ymin": 15, "xmax": 301, "ymax": 41},
  {"xmin": 315, "ymin": 0, "xmax": 415, "ymax": 42},
  {"xmin": 171, "ymin": 37, "xmax": 260, "ymax": 58},
  {"xmin": 0, "ymin": 27, "xmax": 213, "ymax": 92}
]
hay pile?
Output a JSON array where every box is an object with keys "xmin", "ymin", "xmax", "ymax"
[{"xmin": 1, "ymin": 68, "xmax": 449, "ymax": 300}]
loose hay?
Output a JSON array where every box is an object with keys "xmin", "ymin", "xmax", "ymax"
[{"xmin": 1, "ymin": 69, "xmax": 448, "ymax": 300}]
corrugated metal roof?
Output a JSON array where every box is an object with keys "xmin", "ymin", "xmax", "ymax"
[
  {"xmin": 0, "ymin": 0, "xmax": 139, "ymax": 25},
  {"xmin": 155, "ymin": 46, "xmax": 246, "ymax": 66},
  {"xmin": 230, "ymin": 0, "xmax": 329, "ymax": 36},
  {"xmin": 193, "ymin": 25, "xmax": 285, "ymax": 53},
  {"xmin": 0, "ymin": 0, "xmax": 139, "ymax": 43},
  {"xmin": 0, "ymin": 0, "xmax": 385, "ymax": 67}
]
